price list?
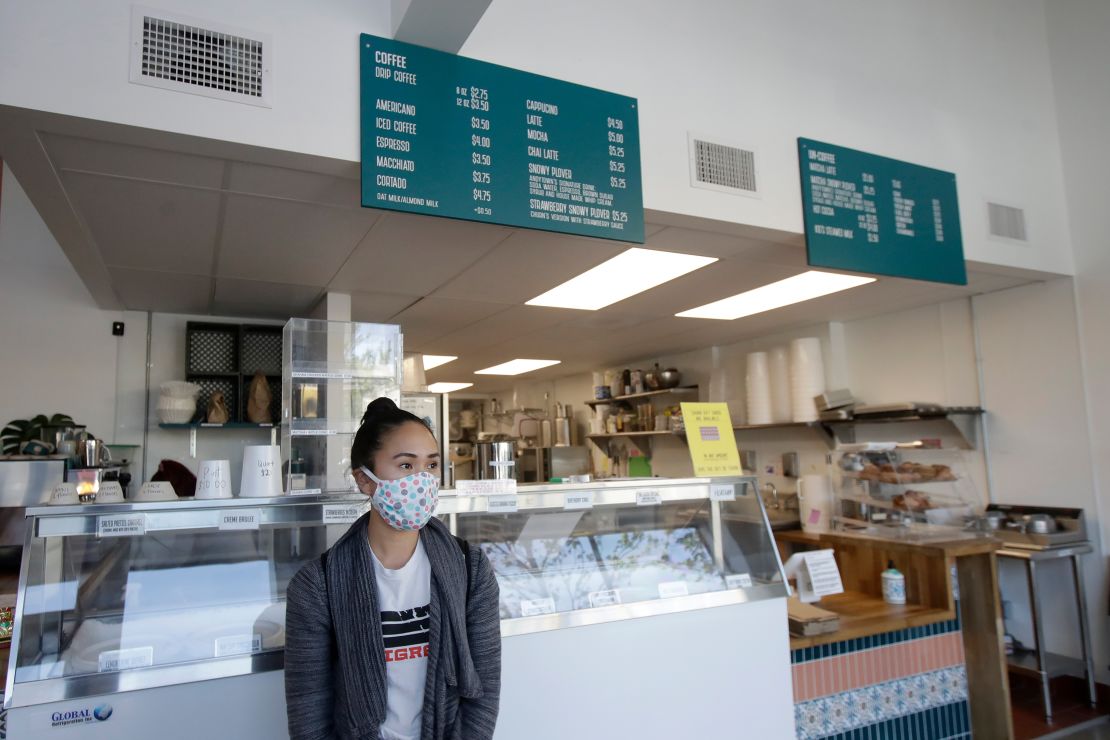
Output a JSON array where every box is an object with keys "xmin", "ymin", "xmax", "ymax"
[
  {"xmin": 361, "ymin": 33, "xmax": 644, "ymax": 242},
  {"xmin": 797, "ymin": 138, "xmax": 966, "ymax": 285}
]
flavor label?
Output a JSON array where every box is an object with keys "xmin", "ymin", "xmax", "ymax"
[{"xmin": 97, "ymin": 514, "xmax": 146, "ymax": 538}]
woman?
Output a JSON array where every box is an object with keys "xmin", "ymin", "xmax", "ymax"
[{"xmin": 285, "ymin": 398, "xmax": 501, "ymax": 740}]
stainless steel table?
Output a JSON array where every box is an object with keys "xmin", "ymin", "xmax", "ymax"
[{"xmin": 998, "ymin": 542, "xmax": 1096, "ymax": 722}]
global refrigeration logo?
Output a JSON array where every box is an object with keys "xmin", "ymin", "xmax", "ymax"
[{"xmin": 49, "ymin": 703, "xmax": 113, "ymax": 728}]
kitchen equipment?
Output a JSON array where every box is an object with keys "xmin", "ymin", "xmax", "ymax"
[
  {"xmin": 816, "ymin": 388, "xmax": 855, "ymax": 411},
  {"xmin": 40, "ymin": 423, "xmax": 86, "ymax": 462},
  {"xmin": 986, "ymin": 503, "xmax": 1086, "ymax": 549},
  {"xmin": 658, "ymin": 367, "xmax": 681, "ymax": 389},
  {"xmin": 967, "ymin": 510, "xmax": 1007, "ymax": 531},
  {"xmin": 644, "ymin": 364, "xmax": 662, "ymax": 391},
  {"xmin": 80, "ymin": 437, "xmax": 112, "ymax": 468},
  {"xmin": 475, "ymin": 440, "xmax": 516, "ymax": 480},
  {"xmin": 1021, "ymin": 513, "xmax": 1058, "ymax": 534}
]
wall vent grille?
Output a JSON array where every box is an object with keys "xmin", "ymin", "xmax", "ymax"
[
  {"xmin": 130, "ymin": 7, "xmax": 271, "ymax": 107},
  {"xmin": 689, "ymin": 135, "xmax": 758, "ymax": 196},
  {"xmin": 987, "ymin": 202, "xmax": 1028, "ymax": 242}
]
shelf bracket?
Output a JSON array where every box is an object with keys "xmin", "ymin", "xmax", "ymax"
[{"xmin": 189, "ymin": 427, "xmax": 197, "ymax": 459}]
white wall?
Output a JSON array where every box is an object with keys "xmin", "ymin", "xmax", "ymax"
[
  {"xmin": 0, "ymin": 164, "xmax": 285, "ymax": 486},
  {"xmin": 973, "ymin": 278, "xmax": 1105, "ymax": 673},
  {"xmin": 0, "ymin": 163, "xmax": 127, "ymax": 441},
  {"xmin": 0, "ymin": 0, "xmax": 1073, "ymax": 275},
  {"xmin": 0, "ymin": 0, "xmax": 390, "ymax": 163},
  {"xmin": 1043, "ymin": 0, "xmax": 1110, "ymax": 681}
]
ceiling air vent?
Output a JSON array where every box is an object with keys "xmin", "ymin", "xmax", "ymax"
[
  {"xmin": 688, "ymin": 133, "xmax": 759, "ymax": 197},
  {"xmin": 129, "ymin": 6, "xmax": 272, "ymax": 108},
  {"xmin": 987, "ymin": 202, "xmax": 1028, "ymax": 242}
]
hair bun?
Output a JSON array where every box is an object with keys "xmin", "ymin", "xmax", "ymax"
[{"xmin": 362, "ymin": 397, "xmax": 399, "ymax": 425}]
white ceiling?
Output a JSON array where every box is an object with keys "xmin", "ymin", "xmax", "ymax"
[{"xmin": 0, "ymin": 106, "xmax": 1052, "ymax": 392}]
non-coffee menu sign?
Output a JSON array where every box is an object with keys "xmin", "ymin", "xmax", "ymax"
[
  {"xmin": 680, "ymin": 403, "xmax": 742, "ymax": 478},
  {"xmin": 360, "ymin": 33, "xmax": 644, "ymax": 242},
  {"xmin": 797, "ymin": 138, "xmax": 967, "ymax": 285}
]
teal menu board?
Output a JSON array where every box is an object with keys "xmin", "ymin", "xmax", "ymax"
[
  {"xmin": 361, "ymin": 34, "xmax": 643, "ymax": 242},
  {"xmin": 797, "ymin": 138, "xmax": 966, "ymax": 285}
]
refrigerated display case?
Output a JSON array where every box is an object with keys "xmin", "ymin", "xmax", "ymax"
[{"xmin": 3, "ymin": 477, "xmax": 795, "ymax": 738}]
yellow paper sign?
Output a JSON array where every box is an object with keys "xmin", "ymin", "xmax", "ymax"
[{"xmin": 680, "ymin": 402, "xmax": 743, "ymax": 478}]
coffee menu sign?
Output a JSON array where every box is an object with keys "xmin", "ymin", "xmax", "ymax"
[
  {"xmin": 360, "ymin": 34, "xmax": 644, "ymax": 242},
  {"xmin": 798, "ymin": 138, "xmax": 966, "ymax": 285}
]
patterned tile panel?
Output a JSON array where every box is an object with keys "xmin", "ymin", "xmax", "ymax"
[
  {"xmin": 794, "ymin": 667, "xmax": 968, "ymax": 739},
  {"xmin": 792, "ymin": 633, "xmax": 964, "ymax": 701}
]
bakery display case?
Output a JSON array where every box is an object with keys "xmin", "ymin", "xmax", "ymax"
[
  {"xmin": 3, "ymin": 477, "xmax": 790, "ymax": 737},
  {"xmin": 830, "ymin": 442, "xmax": 983, "ymax": 539},
  {"xmin": 281, "ymin": 319, "xmax": 402, "ymax": 493}
]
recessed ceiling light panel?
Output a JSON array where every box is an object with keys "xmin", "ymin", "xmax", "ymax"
[
  {"xmin": 676, "ymin": 270, "xmax": 876, "ymax": 320},
  {"xmin": 422, "ymin": 355, "xmax": 458, "ymax": 371},
  {"xmin": 427, "ymin": 382, "xmax": 473, "ymax": 393},
  {"xmin": 526, "ymin": 248, "xmax": 717, "ymax": 310},
  {"xmin": 474, "ymin": 359, "xmax": 561, "ymax": 376}
]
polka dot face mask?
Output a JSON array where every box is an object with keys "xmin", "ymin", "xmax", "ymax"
[{"xmin": 360, "ymin": 466, "xmax": 439, "ymax": 531}]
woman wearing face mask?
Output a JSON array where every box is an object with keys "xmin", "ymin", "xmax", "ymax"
[{"xmin": 285, "ymin": 397, "xmax": 501, "ymax": 740}]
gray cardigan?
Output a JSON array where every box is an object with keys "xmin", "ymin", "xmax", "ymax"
[{"xmin": 285, "ymin": 514, "xmax": 501, "ymax": 740}]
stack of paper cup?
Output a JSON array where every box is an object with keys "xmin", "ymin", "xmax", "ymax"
[
  {"xmin": 745, "ymin": 352, "xmax": 772, "ymax": 426},
  {"xmin": 790, "ymin": 337, "xmax": 826, "ymax": 422},
  {"xmin": 240, "ymin": 445, "xmax": 283, "ymax": 498},
  {"xmin": 196, "ymin": 459, "xmax": 234, "ymax": 499},
  {"xmin": 768, "ymin": 345, "xmax": 792, "ymax": 424}
]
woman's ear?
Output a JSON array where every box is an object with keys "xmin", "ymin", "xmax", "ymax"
[{"xmin": 353, "ymin": 467, "xmax": 376, "ymax": 496}]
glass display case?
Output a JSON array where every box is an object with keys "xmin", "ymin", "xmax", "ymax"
[
  {"xmin": 451, "ymin": 477, "xmax": 783, "ymax": 629},
  {"xmin": 4, "ymin": 477, "xmax": 785, "ymax": 715},
  {"xmin": 830, "ymin": 442, "xmax": 983, "ymax": 539},
  {"xmin": 281, "ymin": 319, "xmax": 402, "ymax": 493}
]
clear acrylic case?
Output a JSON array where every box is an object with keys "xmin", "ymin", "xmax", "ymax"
[
  {"xmin": 830, "ymin": 442, "xmax": 983, "ymax": 539},
  {"xmin": 281, "ymin": 319, "xmax": 402, "ymax": 493}
]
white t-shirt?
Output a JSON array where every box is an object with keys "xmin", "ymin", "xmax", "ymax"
[{"xmin": 369, "ymin": 538, "xmax": 432, "ymax": 740}]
